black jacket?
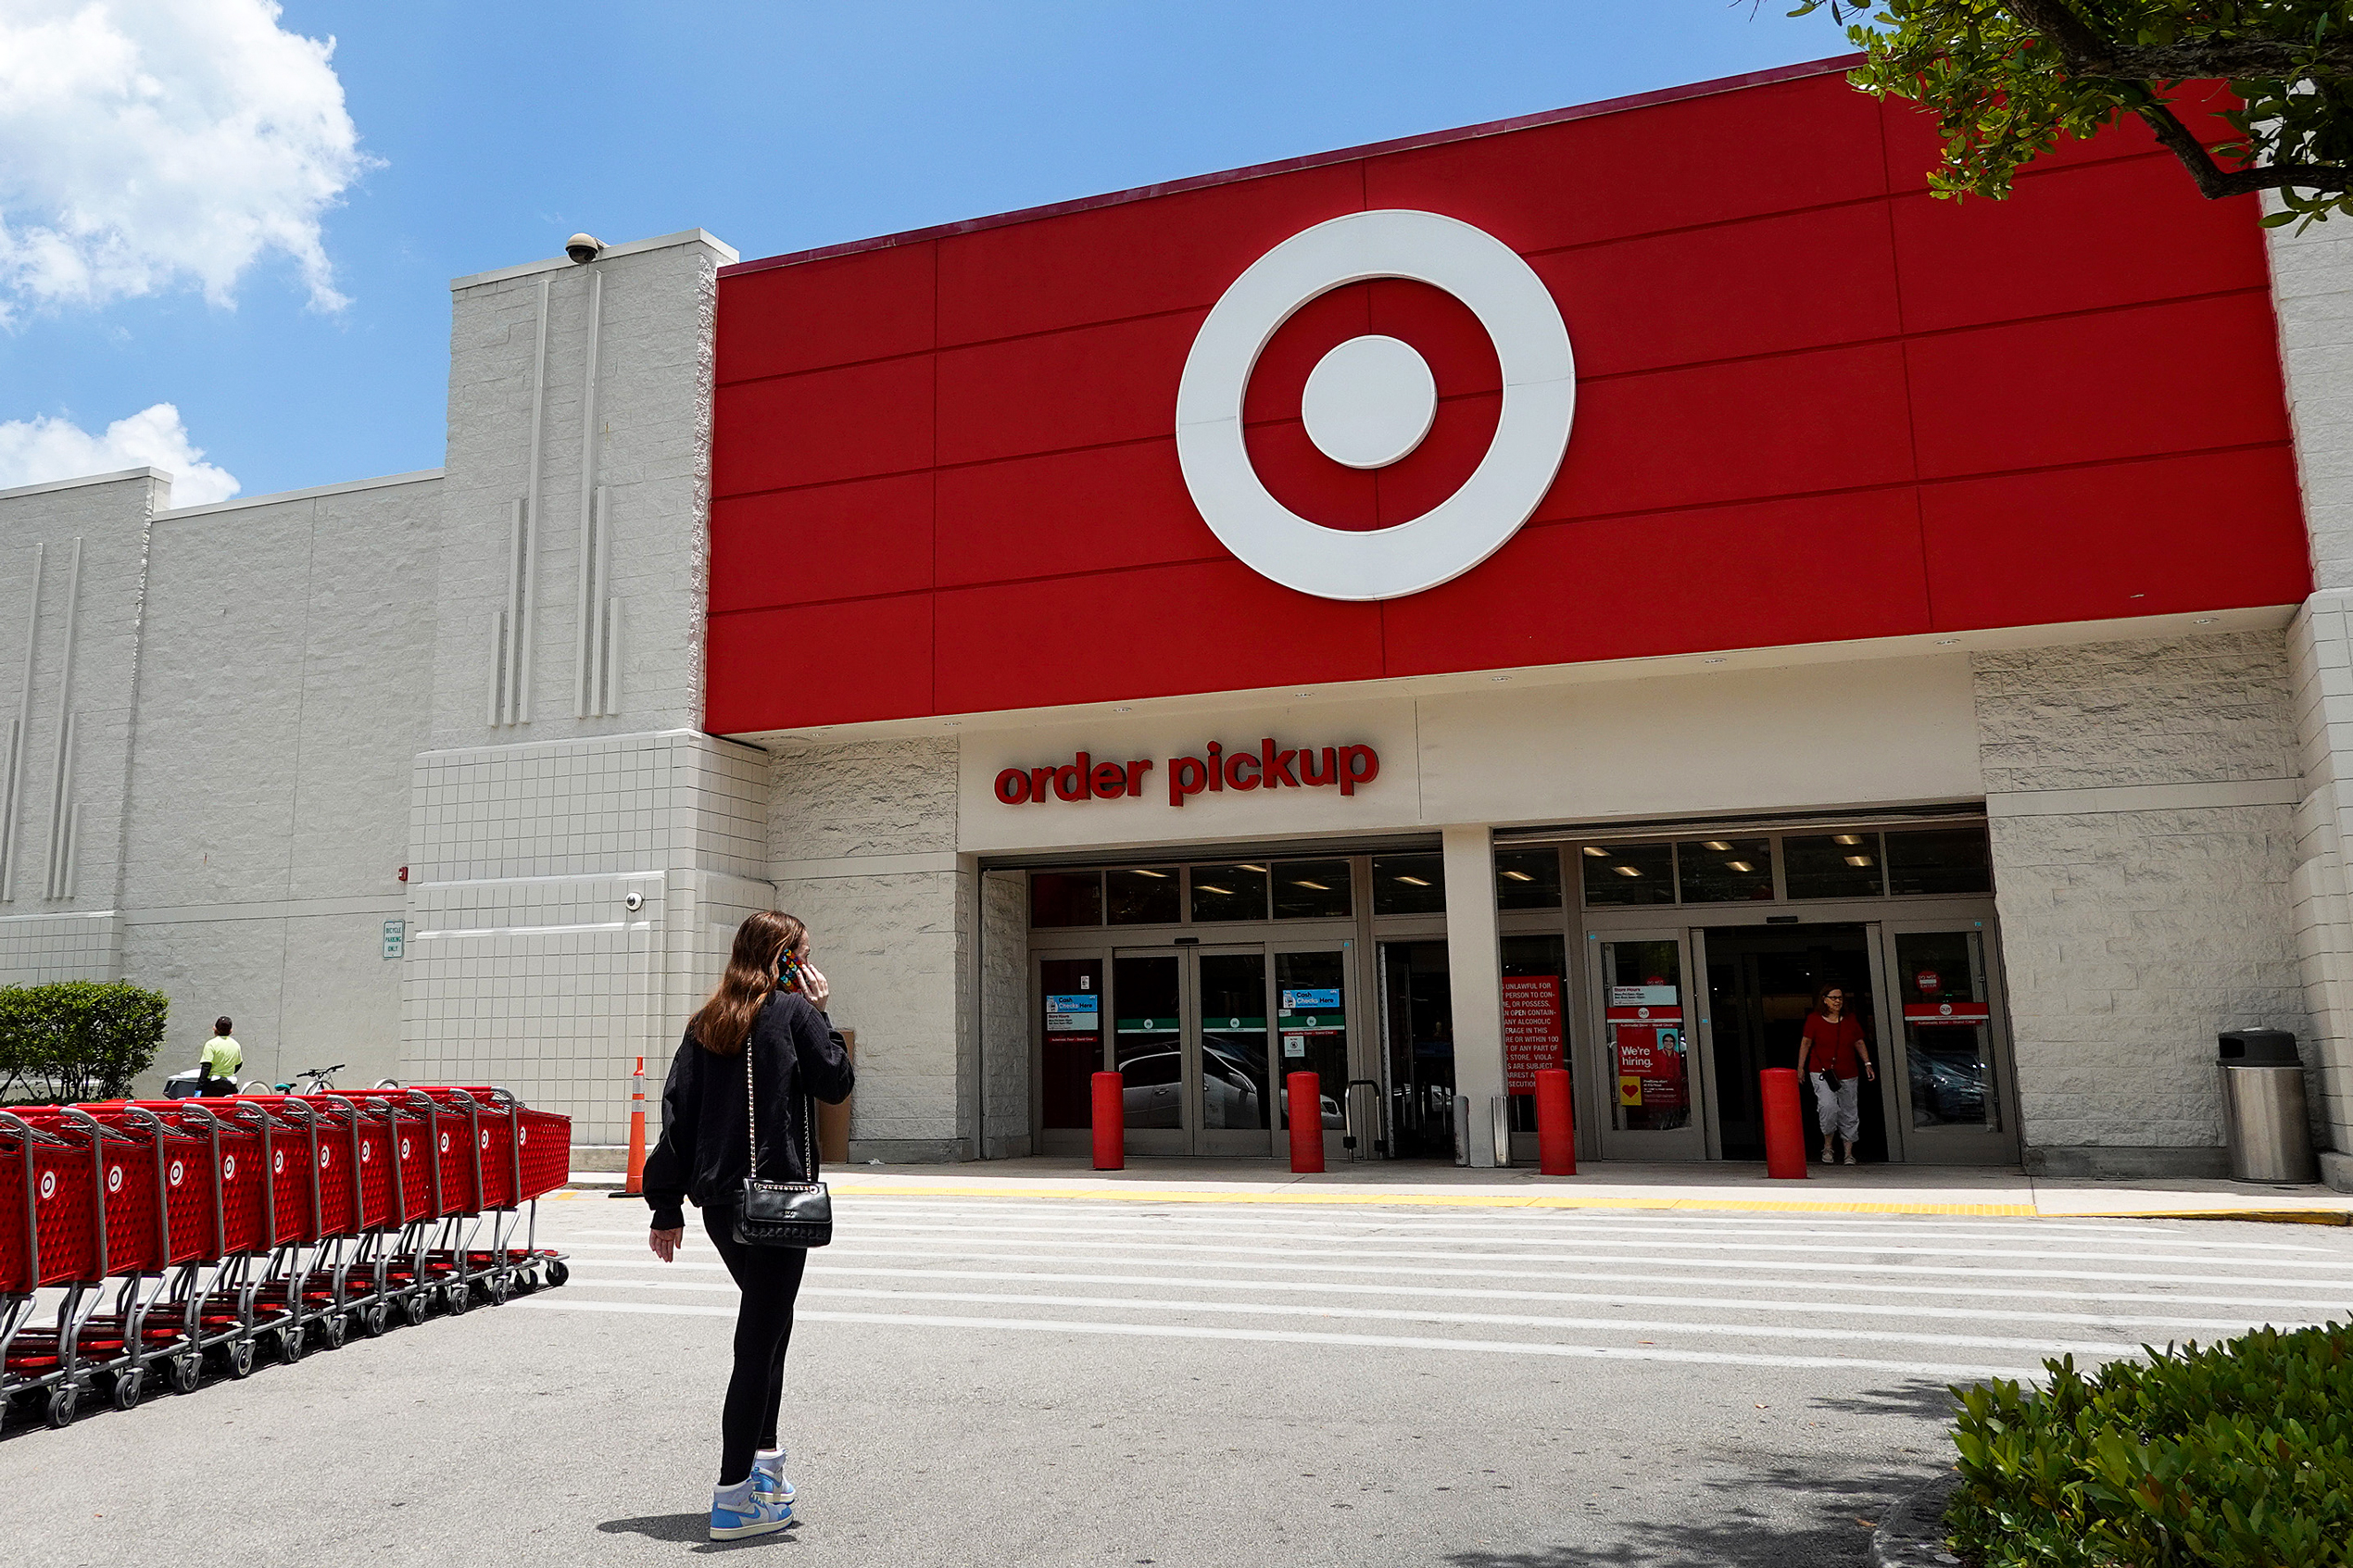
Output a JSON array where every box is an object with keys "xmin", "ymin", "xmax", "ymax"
[{"xmin": 641, "ymin": 990, "xmax": 854, "ymax": 1230}]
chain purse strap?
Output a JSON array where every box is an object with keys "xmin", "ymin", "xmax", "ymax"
[{"xmin": 742, "ymin": 1016, "xmax": 817, "ymax": 1185}]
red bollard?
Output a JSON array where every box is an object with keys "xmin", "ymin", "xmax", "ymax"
[
  {"xmin": 1760, "ymin": 1067, "xmax": 1808, "ymax": 1179},
  {"xmin": 1286, "ymin": 1072, "xmax": 1325, "ymax": 1173},
  {"xmin": 1090, "ymin": 1071, "xmax": 1125, "ymax": 1171},
  {"xmin": 1534, "ymin": 1067, "xmax": 1576, "ymax": 1176}
]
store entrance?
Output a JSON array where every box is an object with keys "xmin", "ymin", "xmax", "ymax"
[
  {"xmin": 1700, "ymin": 923, "xmax": 1884, "ymax": 1162},
  {"xmin": 1378, "ymin": 940, "xmax": 1455, "ymax": 1159}
]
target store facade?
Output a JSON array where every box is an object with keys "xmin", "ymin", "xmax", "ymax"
[{"xmin": 5, "ymin": 57, "xmax": 2350, "ymax": 1182}]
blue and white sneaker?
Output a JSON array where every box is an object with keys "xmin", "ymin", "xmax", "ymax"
[
  {"xmin": 752, "ymin": 1447, "xmax": 796, "ymax": 1506},
  {"xmin": 709, "ymin": 1481, "xmax": 792, "ymax": 1541}
]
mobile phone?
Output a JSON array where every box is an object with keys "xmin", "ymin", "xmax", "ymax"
[{"xmin": 777, "ymin": 947, "xmax": 804, "ymax": 993}]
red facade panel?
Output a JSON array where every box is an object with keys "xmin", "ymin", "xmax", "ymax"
[{"xmin": 707, "ymin": 61, "xmax": 2309, "ymax": 735}]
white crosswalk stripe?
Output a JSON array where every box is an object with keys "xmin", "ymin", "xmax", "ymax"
[{"xmin": 528, "ymin": 1197, "xmax": 2353, "ymax": 1380}]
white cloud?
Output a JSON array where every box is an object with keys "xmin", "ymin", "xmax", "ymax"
[
  {"xmin": 0, "ymin": 404, "xmax": 239, "ymax": 504},
  {"xmin": 0, "ymin": 0, "xmax": 372, "ymax": 321}
]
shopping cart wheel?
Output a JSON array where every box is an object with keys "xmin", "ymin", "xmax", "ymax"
[
  {"xmin": 110, "ymin": 1367, "xmax": 144, "ymax": 1411},
  {"xmin": 446, "ymin": 1281, "xmax": 472, "ymax": 1315},
  {"xmin": 169, "ymin": 1353, "xmax": 202, "ymax": 1395},
  {"xmin": 223, "ymin": 1337, "xmax": 258, "ymax": 1380},
  {"xmin": 359, "ymin": 1302, "xmax": 390, "ymax": 1337},
  {"xmin": 402, "ymin": 1292, "xmax": 429, "ymax": 1327},
  {"xmin": 44, "ymin": 1386, "xmax": 79, "ymax": 1429},
  {"xmin": 546, "ymin": 1260, "xmax": 570, "ymax": 1288},
  {"xmin": 486, "ymin": 1273, "xmax": 512, "ymax": 1307},
  {"xmin": 320, "ymin": 1311, "xmax": 349, "ymax": 1350},
  {"xmin": 276, "ymin": 1323, "xmax": 308, "ymax": 1363}
]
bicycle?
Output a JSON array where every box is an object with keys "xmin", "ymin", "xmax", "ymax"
[{"xmin": 258, "ymin": 1064, "xmax": 404, "ymax": 1094}]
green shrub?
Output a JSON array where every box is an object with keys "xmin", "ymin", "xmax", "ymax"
[
  {"xmin": 1948, "ymin": 1323, "xmax": 2353, "ymax": 1567},
  {"xmin": 0, "ymin": 981, "xmax": 169, "ymax": 1102}
]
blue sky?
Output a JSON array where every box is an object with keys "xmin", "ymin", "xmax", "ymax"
[{"xmin": 0, "ymin": 1, "xmax": 1853, "ymax": 501}]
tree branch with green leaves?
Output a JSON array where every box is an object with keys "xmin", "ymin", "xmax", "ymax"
[{"xmin": 1789, "ymin": 2, "xmax": 2353, "ymax": 224}]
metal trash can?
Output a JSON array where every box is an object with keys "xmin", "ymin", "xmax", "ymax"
[{"xmin": 2218, "ymin": 1029, "xmax": 2318, "ymax": 1183}]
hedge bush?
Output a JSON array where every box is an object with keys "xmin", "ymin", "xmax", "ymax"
[
  {"xmin": 1948, "ymin": 1323, "xmax": 2353, "ymax": 1567},
  {"xmin": 0, "ymin": 981, "xmax": 170, "ymax": 1102}
]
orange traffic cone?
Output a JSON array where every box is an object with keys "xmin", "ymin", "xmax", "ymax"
[{"xmin": 623, "ymin": 1056, "xmax": 647, "ymax": 1196}]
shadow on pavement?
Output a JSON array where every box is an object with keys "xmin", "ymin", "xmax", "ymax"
[
  {"xmin": 1807, "ymin": 1376, "xmax": 1964, "ymax": 1422},
  {"xmin": 598, "ymin": 1513, "xmax": 801, "ymax": 1553},
  {"xmin": 1443, "ymin": 1461, "xmax": 1932, "ymax": 1568}
]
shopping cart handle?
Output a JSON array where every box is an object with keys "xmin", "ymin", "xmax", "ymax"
[{"xmin": 0, "ymin": 1109, "xmax": 69, "ymax": 1146}]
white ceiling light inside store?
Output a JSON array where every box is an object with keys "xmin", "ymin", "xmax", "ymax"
[
  {"xmin": 1292, "ymin": 880, "xmax": 1329, "ymax": 890},
  {"xmin": 1132, "ymin": 869, "xmax": 1169, "ymax": 879},
  {"xmin": 1726, "ymin": 861, "xmax": 1754, "ymax": 872},
  {"xmin": 1237, "ymin": 864, "xmax": 1266, "ymax": 872},
  {"xmin": 1396, "ymin": 875, "xmax": 1431, "ymax": 886},
  {"xmin": 1198, "ymin": 884, "xmax": 1232, "ymax": 896},
  {"xmin": 1703, "ymin": 841, "xmax": 1731, "ymax": 851},
  {"xmin": 1583, "ymin": 847, "xmax": 1610, "ymax": 857},
  {"xmin": 1833, "ymin": 834, "xmax": 1861, "ymax": 846},
  {"xmin": 1614, "ymin": 866, "xmax": 1642, "ymax": 878},
  {"xmin": 1844, "ymin": 856, "xmax": 1874, "ymax": 867},
  {"xmin": 1500, "ymin": 870, "xmax": 1532, "ymax": 882}
]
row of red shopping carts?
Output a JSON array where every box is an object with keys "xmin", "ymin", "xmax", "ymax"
[{"xmin": 0, "ymin": 1085, "xmax": 571, "ymax": 1430}]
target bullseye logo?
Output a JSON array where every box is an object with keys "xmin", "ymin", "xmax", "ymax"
[
  {"xmin": 169, "ymin": 1160, "xmax": 184, "ymax": 1187},
  {"xmin": 107, "ymin": 1165, "xmax": 122, "ymax": 1194},
  {"xmin": 38, "ymin": 1171, "xmax": 56, "ymax": 1200},
  {"xmin": 1176, "ymin": 209, "xmax": 1576, "ymax": 602},
  {"xmin": 223, "ymin": 1155, "xmax": 237, "ymax": 1180}
]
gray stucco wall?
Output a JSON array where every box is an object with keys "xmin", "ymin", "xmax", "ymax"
[{"xmin": 1976, "ymin": 631, "xmax": 2309, "ymax": 1175}]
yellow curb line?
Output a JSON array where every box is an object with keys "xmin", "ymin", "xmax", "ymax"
[
  {"xmin": 821, "ymin": 1183, "xmax": 2038, "ymax": 1216},
  {"xmin": 2057, "ymin": 1208, "xmax": 2352, "ymax": 1226}
]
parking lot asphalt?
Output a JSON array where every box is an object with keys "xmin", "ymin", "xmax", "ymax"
[{"xmin": 6, "ymin": 1190, "xmax": 2351, "ymax": 1567}]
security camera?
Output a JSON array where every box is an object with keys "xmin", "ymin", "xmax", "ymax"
[
  {"xmin": 623, "ymin": 891, "xmax": 644, "ymax": 911},
  {"xmin": 565, "ymin": 232, "xmax": 603, "ymax": 264}
]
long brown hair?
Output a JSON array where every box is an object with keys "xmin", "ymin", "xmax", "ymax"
[{"xmin": 690, "ymin": 910, "xmax": 807, "ymax": 1056}]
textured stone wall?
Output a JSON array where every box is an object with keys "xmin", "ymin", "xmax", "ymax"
[
  {"xmin": 120, "ymin": 473, "xmax": 441, "ymax": 1090},
  {"xmin": 768, "ymin": 735, "xmax": 975, "ymax": 1160},
  {"xmin": 0, "ymin": 470, "xmax": 166, "ymax": 987},
  {"xmin": 1976, "ymin": 631, "xmax": 2308, "ymax": 1173}
]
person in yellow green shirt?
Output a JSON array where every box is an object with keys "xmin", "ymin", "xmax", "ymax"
[{"xmin": 196, "ymin": 1018, "xmax": 243, "ymax": 1096}]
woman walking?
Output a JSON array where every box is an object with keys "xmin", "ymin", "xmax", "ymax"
[
  {"xmin": 1793, "ymin": 982, "xmax": 1874, "ymax": 1165},
  {"xmin": 643, "ymin": 910, "xmax": 854, "ymax": 1541}
]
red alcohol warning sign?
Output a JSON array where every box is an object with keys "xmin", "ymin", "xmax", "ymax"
[{"xmin": 1501, "ymin": 975, "xmax": 1564, "ymax": 1094}]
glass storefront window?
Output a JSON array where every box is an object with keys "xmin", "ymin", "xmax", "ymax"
[
  {"xmin": 1106, "ymin": 866, "xmax": 1181, "ymax": 925},
  {"xmin": 1580, "ymin": 842, "xmax": 1673, "ymax": 907},
  {"xmin": 1495, "ymin": 848, "xmax": 1564, "ymax": 910},
  {"xmin": 1783, "ymin": 833, "xmax": 1884, "ymax": 900},
  {"xmin": 1038, "ymin": 958, "xmax": 1101, "ymax": 1129},
  {"xmin": 1602, "ymin": 937, "xmax": 1690, "ymax": 1132},
  {"xmin": 1275, "ymin": 950, "xmax": 1348, "ymax": 1133},
  {"xmin": 1189, "ymin": 862, "xmax": 1270, "ymax": 922},
  {"xmin": 1030, "ymin": 871, "xmax": 1102, "ymax": 927},
  {"xmin": 1886, "ymin": 825, "xmax": 1993, "ymax": 896},
  {"xmin": 1200, "ymin": 952, "xmax": 1272, "ymax": 1131},
  {"xmin": 1677, "ymin": 838, "xmax": 1774, "ymax": 903},
  {"xmin": 1112, "ymin": 954, "xmax": 1182, "ymax": 1128},
  {"xmin": 1501, "ymin": 934, "xmax": 1567, "ymax": 1133},
  {"xmin": 1894, "ymin": 929, "xmax": 1999, "ymax": 1130},
  {"xmin": 1272, "ymin": 859, "xmax": 1353, "ymax": 920},
  {"xmin": 1373, "ymin": 853, "xmax": 1446, "ymax": 916}
]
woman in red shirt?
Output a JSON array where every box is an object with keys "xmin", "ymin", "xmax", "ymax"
[{"xmin": 1794, "ymin": 984, "xmax": 1875, "ymax": 1164}]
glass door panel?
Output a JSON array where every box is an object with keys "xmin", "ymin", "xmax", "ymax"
[
  {"xmin": 1275, "ymin": 949, "xmax": 1349, "ymax": 1145},
  {"xmin": 1884, "ymin": 923, "xmax": 2018, "ymax": 1163},
  {"xmin": 1590, "ymin": 932, "xmax": 1705, "ymax": 1160},
  {"xmin": 1112, "ymin": 952, "xmax": 1185, "ymax": 1153},
  {"xmin": 1379, "ymin": 940, "xmax": 1455, "ymax": 1159},
  {"xmin": 1039, "ymin": 956, "xmax": 1102, "ymax": 1132},
  {"xmin": 1197, "ymin": 951, "xmax": 1272, "ymax": 1140}
]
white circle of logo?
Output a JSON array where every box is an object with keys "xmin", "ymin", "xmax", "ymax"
[
  {"xmin": 518, "ymin": 1128, "xmax": 528, "ymax": 1145},
  {"xmin": 1636, "ymin": 1007, "xmax": 1652, "ymax": 1021},
  {"xmin": 362, "ymin": 1140, "xmax": 372, "ymax": 1163},
  {"xmin": 401, "ymin": 1138, "xmax": 412, "ymax": 1160},
  {"xmin": 439, "ymin": 1133, "xmax": 450, "ymax": 1154},
  {"xmin": 480, "ymin": 1130, "xmax": 490, "ymax": 1150},
  {"xmin": 1176, "ymin": 209, "xmax": 1575, "ymax": 602},
  {"xmin": 223, "ymin": 1155, "xmax": 237, "ymax": 1180},
  {"xmin": 1939, "ymin": 1002, "xmax": 1954, "ymax": 1016},
  {"xmin": 274, "ymin": 1149, "xmax": 285, "ymax": 1174},
  {"xmin": 107, "ymin": 1165, "xmax": 122, "ymax": 1194},
  {"xmin": 39, "ymin": 1171, "xmax": 56, "ymax": 1200},
  {"xmin": 169, "ymin": 1160, "xmax": 184, "ymax": 1186},
  {"xmin": 320, "ymin": 1147, "xmax": 332, "ymax": 1169}
]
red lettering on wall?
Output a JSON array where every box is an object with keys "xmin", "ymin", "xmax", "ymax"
[
  {"xmin": 1226, "ymin": 750, "xmax": 1260, "ymax": 790},
  {"xmin": 1205, "ymin": 740, "xmax": 1225, "ymax": 792},
  {"xmin": 1339, "ymin": 745, "xmax": 1379, "ymax": 796},
  {"xmin": 1169, "ymin": 756, "xmax": 1209, "ymax": 807},
  {"xmin": 1029, "ymin": 766, "xmax": 1053, "ymax": 803},
  {"xmin": 1053, "ymin": 752, "xmax": 1093, "ymax": 801},
  {"xmin": 1090, "ymin": 761, "xmax": 1128, "ymax": 797},
  {"xmin": 1262, "ymin": 738, "xmax": 1298, "ymax": 787},
  {"xmin": 994, "ymin": 768, "xmax": 1032, "ymax": 804},
  {"xmin": 1300, "ymin": 747, "xmax": 1337, "ymax": 786},
  {"xmin": 1126, "ymin": 759, "xmax": 1154, "ymax": 796}
]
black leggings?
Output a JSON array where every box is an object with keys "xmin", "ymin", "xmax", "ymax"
[{"xmin": 701, "ymin": 1208, "xmax": 809, "ymax": 1486}]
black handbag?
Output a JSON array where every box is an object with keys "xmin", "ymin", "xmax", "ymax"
[{"xmin": 733, "ymin": 1035, "xmax": 832, "ymax": 1248}]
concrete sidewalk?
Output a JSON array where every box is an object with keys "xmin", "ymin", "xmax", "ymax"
[{"xmin": 565, "ymin": 1154, "xmax": 2353, "ymax": 1221}]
